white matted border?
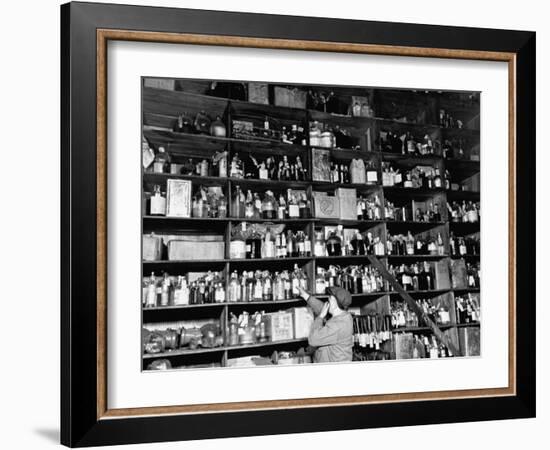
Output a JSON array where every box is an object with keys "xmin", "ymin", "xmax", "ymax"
[{"xmin": 107, "ymin": 40, "xmax": 509, "ymax": 410}]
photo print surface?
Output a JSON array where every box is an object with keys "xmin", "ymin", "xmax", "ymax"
[{"xmin": 141, "ymin": 78, "xmax": 481, "ymax": 372}]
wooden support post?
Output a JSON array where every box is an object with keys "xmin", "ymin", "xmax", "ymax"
[{"xmin": 366, "ymin": 255, "xmax": 461, "ymax": 357}]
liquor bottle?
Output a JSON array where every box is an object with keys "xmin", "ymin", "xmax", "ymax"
[
  {"xmin": 194, "ymin": 111, "xmax": 211, "ymax": 135},
  {"xmin": 286, "ymin": 230, "xmax": 296, "ymax": 258},
  {"xmin": 262, "ymin": 271, "xmax": 273, "ymax": 301},
  {"xmin": 149, "ymin": 185, "xmax": 166, "ymax": 216},
  {"xmin": 273, "ymin": 272, "xmax": 285, "ymax": 300},
  {"xmin": 244, "ymin": 190, "xmax": 255, "ymax": 219},
  {"xmin": 173, "ymin": 112, "xmax": 193, "ymax": 134},
  {"xmin": 406, "ymin": 232, "xmax": 415, "ymax": 255},
  {"xmin": 230, "ymin": 222, "xmax": 247, "ymax": 259},
  {"xmin": 437, "ymin": 233, "xmax": 446, "ymax": 255},
  {"xmin": 152, "ymin": 147, "xmax": 170, "ymax": 174},
  {"xmin": 304, "ymin": 232, "xmax": 312, "ymax": 257},
  {"xmin": 326, "ymin": 231, "xmax": 342, "ymax": 257},
  {"xmin": 261, "ymin": 191, "xmax": 276, "ymax": 220},
  {"xmin": 215, "ymin": 195, "xmax": 227, "ymax": 219},
  {"xmin": 230, "ymin": 153, "xmax": 243, "ymax": 179},
  {"xmin": 433, "ymin": 169, "xmax": 442, "ymax": 188},
  {"xmin": 287, "ymin": 190, "xmax": 300, "ymax": 218},
  {"xmin": 313, "ymin": 231, "xmax": 326, "ymax": 257},
  {"xmin": 449, "ymin": 232, "xmax": 457, "ymax": 256},
  {"xmin": 231, "ymin": 186, "xmax": 245, "ymax": 218},
  {"xmin": 262, "ymin": 230, "xmax": 276, "ymax": 258},
  {"xmin": 145, "ymin": 272, "xmax": 157, "ymax": 308},
  {"xmin": 214, "ymin": 281, "xmax": 225, "ymax": 303}
]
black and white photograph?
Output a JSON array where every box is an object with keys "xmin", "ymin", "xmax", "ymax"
[{"xmin": 141, "ymin": 78, "xmax": 481, "ymax": 371}]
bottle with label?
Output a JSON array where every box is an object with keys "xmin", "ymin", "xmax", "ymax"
[
  {"xmin": 230, "ymin": 153, "xmax": 243, "ymax": 179},
  {"xmin": 173, "ymin": 276, "xmax": 190, "ymax": 306},
  {"xmin": 261, "ymin": 191, "xmax": 276, "ymax": 220},
  {"xmin": 406, "ymin": 232, "xmax": 415, "ymax": 255},
  {"xmin": 230, "ymin": 223, "xmax": 247, "ymax": 259},
  {"xmin": 245, "ymin": 190, "xmax": 255, "ymax": 219},
  {"xmin": 433, "ymin": 169, "xmax": 442, "ymax": 188},
  {"xmin": 152, "ymin": 147, "xmax": 170, "ymax": 174},
  {"xmin": 231, "ymin": 186, "xmax": 245, "ymax": 218},
  {"xmin": 210, "ymin": 115, "xmax": 226, "ymax": 137},
  {"xmin": 326, "ymin": 231, "xmax": 342, "ymax": 257},
  {"xmin": 228, "ymin": 271, "xmax": 241, "ymax": 302},
  {"xmin": 287, "ymin": 190, "xmax": 300, "ymax": 218},
  {"xmin": 313, "ymin": 231, "xmax": 326, "ymax": 257},
  {"xmin": 218, "ymin": 195, "xmax": 227, "ymax": 219},
  {"xmin": 145, "ymin": 272, "xmax": 158, "ymax": 308},
  {"xmin": 149, "ymin": 185, "xmax": 166, "ymax": 216}
]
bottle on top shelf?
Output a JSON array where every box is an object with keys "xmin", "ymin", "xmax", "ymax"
[{"xmin": 447, "ymin": 201, "xmax": 480, "ymax": 223}]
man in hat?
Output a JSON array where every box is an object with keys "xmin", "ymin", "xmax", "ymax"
[{"xmin": 298, "ymin": 286, "xmax": 353, "ymax": 363}]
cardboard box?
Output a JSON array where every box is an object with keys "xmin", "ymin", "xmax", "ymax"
[
  {"xmin": 274, "ymin": 86, "xmax": 307, "ymax": 109},
  {"xmin": 266, "ymin": 311, "xmax": 294, "ymax": 342},
  {"xmin": 167, "ymin": 237, "xmax": 224, "ymax": 261},
  {"xmin": 143, "ymin": 234, "xmax": 163, "ymax": 261},
  {"xmin": 248, "ymin": 82, "xmax": 269, "ymax": 104},
  {"xmin": 292, "ymin": 307, "xmax": 314, "ymax": 339},
  {"xmin": 450, "ymin": 259, "xmax": 468, "ymax": 289},
  {"xmin": 313, "ymin": 193, "xmax": 340, "ymax": 219},
  {"xmin": 335, "ymin": 187, "xmax": 357, "ymax": 220},
  {"xmin": 143, "ymin": 78, "xmax": 175, "ymax": 90},
  {"xmin": 433, "ymin": 260, "xmax": 451, "ymax": 290}
]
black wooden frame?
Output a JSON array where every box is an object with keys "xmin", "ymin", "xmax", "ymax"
[{"xmin": 61, "ymin": 1, "xmax": 536, "ymax": 447}]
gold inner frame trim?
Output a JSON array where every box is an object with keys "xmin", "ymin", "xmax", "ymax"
[{"xmin": 96, "ymin": 28, "xmax": 517, "ymax": 420}]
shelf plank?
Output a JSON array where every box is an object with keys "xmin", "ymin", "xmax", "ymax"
[{"xmin": 142, "ymin": 298, "xmax": 305, "ymax": 311}]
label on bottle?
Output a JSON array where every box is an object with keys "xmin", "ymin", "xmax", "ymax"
[
  {"xmin": 259, "ymin": 168, "xmax": 269, "ymax": 180},
  {"xmin": 304, "ymin": 240, "xmax": 312, "ymax": 254},
  {"xmin": 230, "ymin": 240, "xmax": 246, "ymax": 259},
  {"xmin": 367, "ymin": 170, "xmax": 378, "ymax": 183},
  {"xmin": 153, "ymin": 162, "xmax": 165, "ymax": 173},
  {"xmin": 288, "ymin": 204, "xmax": 299, "ymax": 218}
]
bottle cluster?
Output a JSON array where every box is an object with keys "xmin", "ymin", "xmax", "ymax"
[
  {"xmin": 447, "ymin": 201, "xmax": 480, "ymax": 223},
  {"xmin": 314, "ymin": 227, "xmax": 385, "ymax": 258},
  {"xmin": 386, "ymin": 231, "xmax": 446, "ymax": 256},
  {"xmin": 384, "ymin": 200, "xmax": 443, "ymax": 223},
  {"xmin": 227, "ymin": 266, "xmax": 309, "ymax": 302},
  {"xmin": 449, "ymin": 233, "xmax": 480, "ymax": 256},
  {"xmin": 382, "ymin": 163, "xmax": 448, "ymax": 190},
  {"xmin": 230, "ymin": 223, "xmax": 312, "ymax": 260},
  {"xmin": 356, "ymin": 195, "xmax": 383, "ymax": 220},
  {"xmin": 455, "ymin": 294, "xmax": 480, "ymax": 323},
  {"xmin": 380, "ymin": 130, "xmax": 438, "ymax": 156},
  {"xmin": 143, "ymin": 271, "xmax": 225, "ymax": 308},
  {"xmin": 234, "ymin": 153, "xmax": 308, "ymax": 181},
  {"xmin": 227, "ymin": 311, "xmax": 270, "ymax": 346},
  {"xmin": 231, "ymin": 187, "xmax": 312, "ymax": 220},
  {"xmin": 353, "ymin": 314, "xmax": 393, "ymax": 349},
  {"xmin": 388, "ymin": 262, "xmax": 436, "ymax": 291},
  {"xmin": 315, "ymin": 265, "xmax": 386, "ymax": 295}
]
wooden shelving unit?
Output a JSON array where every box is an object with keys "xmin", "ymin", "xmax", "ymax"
[{"xmin": 141, "ymin": 81, "xmax": 480, "ymax": 369}]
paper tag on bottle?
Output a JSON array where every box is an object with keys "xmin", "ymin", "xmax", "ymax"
[{"xmin": 367, "ymin": 171, "xmax": 378, "ymax": 182}]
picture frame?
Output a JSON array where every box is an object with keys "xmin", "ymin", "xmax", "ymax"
[{"xmin": 61, "ymin": 1, "xmax": 535, "ymax": 447}]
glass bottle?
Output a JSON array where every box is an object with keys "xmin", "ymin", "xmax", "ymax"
[
  {"xmin": 245, "ymin": 190, "xmax": 255, "ymax": 219},
  {"xmin": 313, "ymin": 231, "xmax": 326, "ymax": 257},
  {"xmin": 229, "ymin": 223, "xmax": 247, "ymax": 259},
  {"xmin": 194, "ymin": 110, "xmax": 211, "ymax": 135},
  {"xmin": 210, "ymin": 115, "xmax": 227, "ymax": 137},
  {"xmin": 231, "ymin": 186, "xmax": 245, "ymax": 218},
  {"xmin": 287, "ymin": 189, "xmax": 299, "ymax": 218},
  {"xmin": 262, "ymin": 271, "xmax": 273, "ymax": 301},
  {"xmin": 218, "ymin": 195, "xmax": 227, "ymax": 219},
  {"xmin": 261, "ymin": 191, "xmax": 276, "ymax": 220},
  {"xmin": 326, "ymin": 231, "xmax": 342, "ymax": 257},
  {"xmin": 153, "ymin": 147, "xmax": 171, "ymax": 174},
  {"xmin": 406, "ymin": 231, "xmax": 415, "ymax": 255},
  {"xmin": 228, "ymin": 271, "xmax": 241, "ymax": 302},
  {"xmin": 145, "ymin": 272, "xmax": 157, "ymax": 308},
  {"xmin": 149, "ymin": 185, "xmax": 166, "ymax": 216}
]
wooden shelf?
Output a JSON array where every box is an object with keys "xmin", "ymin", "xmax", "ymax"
[
  {"xmin": 392, "ymin": 323, "xmax": 456, "ymax": 333},
  {"xmin": 456, "ymin": 322, "xmax": 480, "ymax": 328},
  {"xmin": 143, "ymin": 346, "xmax": 226, "ymax": 359},
  {"xmin": 141, "ymin": 84, "xmax": 481, "ymax": 366},
  {"xmin": 143, "ymin": 337, "xmax": 308, "ymax": 359}
]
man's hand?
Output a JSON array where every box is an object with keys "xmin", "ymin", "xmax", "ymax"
[
  {"xmin": 319, "ymin": 302, "xmax": 330, "ymax": 319},
  {"xmin": 297, "ymin": 286, "xmax": 309, "ymax": 300}
]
